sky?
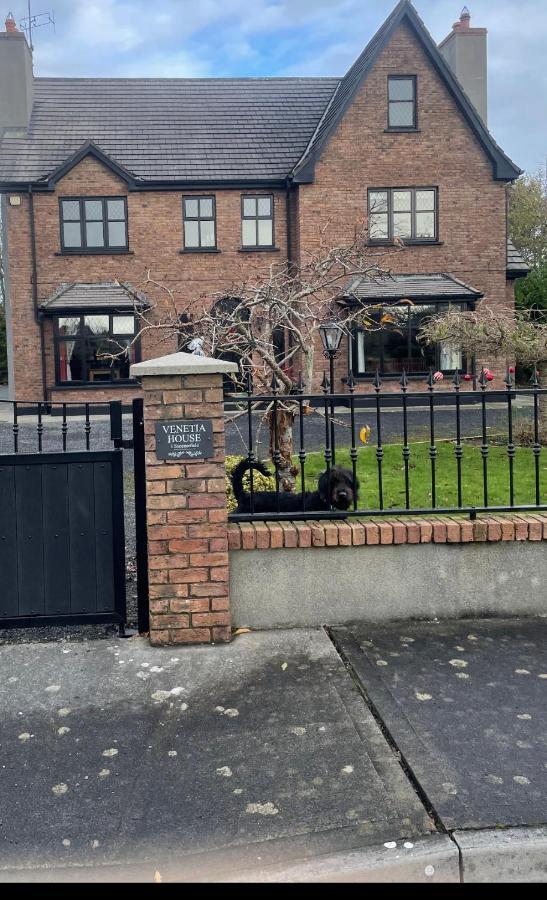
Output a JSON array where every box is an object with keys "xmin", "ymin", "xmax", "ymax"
[{"xmin": 7, "ymin": 0, "xmax": 546, "ymax": 174}]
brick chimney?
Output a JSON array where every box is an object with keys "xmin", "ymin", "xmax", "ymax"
[
  {"xmin": 438, "ymin": 7, "xmax": 488, "ymax": 125},
  {"xmin": 5, "ymin": 10, "xmax": 17, "ymax": 32},
  {"xmin": 0, "ymin": 11, "xmax": 34, "ymax": 136}
]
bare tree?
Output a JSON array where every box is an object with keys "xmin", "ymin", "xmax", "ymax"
[
  {"xmin": 420, "ymin": 306, "xmax": 547, "ymax": 425},
  {"xmin": 124, "ymin": 228, "xmax": 402, "ymax": 488}
]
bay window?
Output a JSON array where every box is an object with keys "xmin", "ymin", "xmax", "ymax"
[
  {"xmin": 352, "ymin": 302, "xmax": 466, "ymax": 377},
  {"xmin": 55, "ymin": 313, "xmax": 139, "ymax": 384}
]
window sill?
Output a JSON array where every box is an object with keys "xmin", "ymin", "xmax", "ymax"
[
  {"xmin": 384, "ymin": 127, "xmax": 421, "ymax": 133},
  {"xmin": 367, "ymin": 240, "xmax": 444, "ymax": 247},
  {"xmin": 179, "ymin": 248, "xmax": 221, "ymax": 254},
  {"xmin": 54, "ymin": 381, "xmax": 140, "ymax": 390},
  {"xmin": 55, "ymin": 250, "xmax": 134, "ymax": 256},
  {"xmin": 238, "ymin": 246, "xmax": 280, "ymax": 253},
  {"xmin": 346, "ymin": 374, "xmax": 432, "ymax": 382}
]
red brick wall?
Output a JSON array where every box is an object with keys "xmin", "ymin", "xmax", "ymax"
[
  {"xmin": 5, "ymin": 158, "xmax": 287, "ymax": 399},
  {"xmin": 4, "ymin": 194, "xmax": 43, "ymax": 397},
  {"xmin": 228, "ymin": 514, "xmax": 547, "ymax": 549},
  {"xmin": 296, "ymin": 20, "xmax": 512, "ymax": 391}
]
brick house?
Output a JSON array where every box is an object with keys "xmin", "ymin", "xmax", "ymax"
[{"xmin": 0, "ymin": 0, "xmax": 528, "ymax": 403}]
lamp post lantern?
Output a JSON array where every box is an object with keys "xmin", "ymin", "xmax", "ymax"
[{"xmin": 319, "ymin": 321, "xmax": 344, "ymax": 464}]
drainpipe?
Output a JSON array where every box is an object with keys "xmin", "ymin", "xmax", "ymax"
[
  {"xmin": 285, "ymin": 176, "xmax": 294, "ymax": 365},
  {"xmin": 285, "ymin": 175, "xmax": 293, "ymax": 268},
  {"xmin": 28, "ymin": 185, "xmax": 47, "ymax": 401}
]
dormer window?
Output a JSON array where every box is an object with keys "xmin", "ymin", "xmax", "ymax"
[{"xmin": 387, "ymin": 76, "xmax": 417, "ymax": 130}]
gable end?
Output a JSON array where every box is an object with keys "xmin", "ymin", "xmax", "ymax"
[{"xmin": 292, "ymin": 0, "xmax": 521, "ymax": 184}]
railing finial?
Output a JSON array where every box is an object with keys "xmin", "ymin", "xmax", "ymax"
[{"xmin": 245, "ymin": 368, "xmax": 254, "ymax": 395}]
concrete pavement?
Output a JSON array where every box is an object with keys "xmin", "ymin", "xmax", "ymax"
[
  {"xmin": 2, "ymin": 621, "xmax": 547, "ymax": 882},
  {"xmin": 0, "ymin": 628, "xmax": 435, "ymax": 881}
]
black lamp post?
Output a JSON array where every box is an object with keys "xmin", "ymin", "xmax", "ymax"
[{"xmin": 319, "ymin": 321, "xmax": 343, "ymax": 464}]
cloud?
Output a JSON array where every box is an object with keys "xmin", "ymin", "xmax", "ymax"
[{"xmin": 10, "ymin": 0, "xmax": 544, "ymax": 172}]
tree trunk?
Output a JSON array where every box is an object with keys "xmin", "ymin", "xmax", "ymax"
[{"xmin": 268, "ymin": 406, "xmax": 298, "ymax": 492}]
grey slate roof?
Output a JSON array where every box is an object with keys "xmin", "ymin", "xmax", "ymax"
[
  {"xmin": 40, "ymin": 282, "xmax": 149, "ymax": 313},
  {"xmin": 0, "ymin": 0, "xmax": 520, "ymax": 188},
  {"xmin": 342, "ymin": 273, "xmax": 483, "ymax": 303},
  {"xmin": 507, "ymin": 239, "xmax": 530, "ymax": 277},
  {"xmin": 0, "ymin": 77, "xmax": 339, "ymax": 185}
]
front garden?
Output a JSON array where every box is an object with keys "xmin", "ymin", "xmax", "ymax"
[{"xmin": 226, "ymin": 440, "xmax": 546, "ymax": 513}]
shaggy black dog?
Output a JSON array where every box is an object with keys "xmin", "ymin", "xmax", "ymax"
[{"xmin": 231, "ymin": 459, "xmax": 359, "ymax": 514}]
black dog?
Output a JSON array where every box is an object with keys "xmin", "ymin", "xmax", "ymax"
[{"xmin": 231, "ymin": 459, "xmax": 359, "ymax": 514}]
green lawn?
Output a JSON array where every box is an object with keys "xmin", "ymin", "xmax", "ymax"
[{"xmin": 295, "ymin": 442, "xmax": 547, "ymax": 511}]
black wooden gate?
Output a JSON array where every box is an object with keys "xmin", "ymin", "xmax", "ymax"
[{"xmin": 0, "ymin": 398, "xmax": 148, "ymax": 632}]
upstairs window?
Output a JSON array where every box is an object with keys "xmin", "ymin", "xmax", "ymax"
[
  {"xmin": 183, "ymin": 196, "xmax": 216, "ymax": 250},
  {"xmin": 387, "ymin": 76, "xmax": 417, "ymax": 129},
  {"xmin": 241, "ymin": 195, "xmax": 274, "ymax": 248},
  {"xmin": 368, "ymin": 187, "xmax": 437, "ymax": 243},
  {"xmin": 60, "ymin": 197, "xmax": 128, "ymax": 252}
]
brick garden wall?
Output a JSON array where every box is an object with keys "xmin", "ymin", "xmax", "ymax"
[
  {"xmin": 228, "ymin": 514, "xmax": 547, "ymax": 550},
  {"xmin": 132, "ymin": 350, "xmax": 545, "ymax": 646},
  {"xmin": 229, "ymin": 513, "xmax": 547, "ymax": 631}
]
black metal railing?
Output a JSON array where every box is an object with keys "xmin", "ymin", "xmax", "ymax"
[
  {"xmin": 0, "ymin": 399, "xmax": 130, "ymax": 455},
  {"xmin": 227, "ymin": 367, "xmax": 546, "ymax": 521}
]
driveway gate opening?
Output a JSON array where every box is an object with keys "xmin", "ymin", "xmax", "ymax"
[{"xmin": 0, "ymin": 398, "xmax": 148, "ymax": 633}]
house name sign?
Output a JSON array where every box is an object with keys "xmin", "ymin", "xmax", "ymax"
[{"xmin": 155, "ymin": 419, "xmax": 214, "ymax": 460}]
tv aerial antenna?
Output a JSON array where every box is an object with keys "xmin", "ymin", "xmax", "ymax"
[{"xmin": 19, "ymin": 1, "xmax": 56, "ymax": 52}]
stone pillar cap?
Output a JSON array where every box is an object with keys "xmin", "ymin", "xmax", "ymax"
[{"xmin": 131, "ymin": 351, "xmax": 238, "ymax": 378}]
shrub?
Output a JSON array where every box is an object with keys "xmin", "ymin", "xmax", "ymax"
[{"xmin": 513, "ymin": 418, "xmax": 547, "ymax": 447}]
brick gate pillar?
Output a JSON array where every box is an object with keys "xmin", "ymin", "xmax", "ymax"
[{"xmin": 131, "ymin": 351, "xmax": 238, "ymax": 646}]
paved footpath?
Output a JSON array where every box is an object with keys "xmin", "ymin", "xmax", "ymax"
[{"xmin": 1, "ymin": 622, "xmax": 547, "ymax": 882}]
